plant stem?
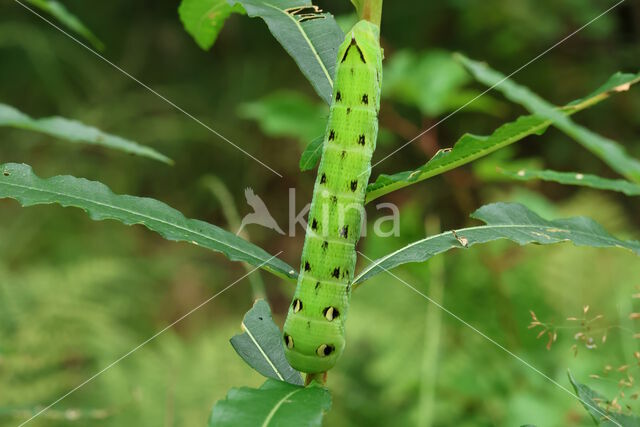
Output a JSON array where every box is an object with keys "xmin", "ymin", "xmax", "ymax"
[
  {"xmin": 358, "ymin": 0, "xmax": 383, "ymax": 27},
  {"xmin": 305, "ymin": 372, "xmax": 327, "ymax": 386},
  {"xmin": 417, "ymin": 216, "xmax": 444, "ymax": 426},
  {"xmin": 202, "ymin": 175, "xmax": 266, "ymax": 300}
]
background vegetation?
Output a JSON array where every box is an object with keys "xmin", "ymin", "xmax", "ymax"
[{"xmin": 1, "ymin": 0, "xmax": 639, "ymax": 425}]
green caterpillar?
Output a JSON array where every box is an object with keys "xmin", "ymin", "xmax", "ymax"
[{"xmin": 282, "ymin": 20, "xmax": 382, "ymax": 374}]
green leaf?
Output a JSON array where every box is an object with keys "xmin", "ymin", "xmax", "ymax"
[
  {"xmin": 230, "ymin": 300, "xmax": 303, "ymax": 385},
  {"xmin": 228, "ymin": 0, "xmax": 344, "ymax": 105},
  {"xmin": 209, "ymin": 379, "xmax": 331, "ymax": 427},
  {"xmin": 500, "ymin": 168, "xmax": 640, "ymax": 196},
  {"xmin": 568, "ymin": 371, "xmax": 640, "ymax": 426},
  {"xmin": 238, "ymin": 90, "xmax": 326, "ymax": 142},
  {"xmin": 366, "ymin": 70, "xmax": 640, "ymax": 203},
  {"xmin": 383, "ymin": 50, "xmax": 479, "ymax": 117},
  {"xmin": 178, "ymin": 0, "xmax": 245, "ymax": 50},
  {"xmin": 0, "ymin": 103, "xmax": 172, "ymax": 164},
  {"xmin": 299, "ymin": 136, "xmax": 323, "ymax": 171},
  {"xmin": 0, "ymin": 163, "xmax": 297, "ymax": 280},
  {"xmin": 24, "ymin": 0, "xmax": 104, "ymax": 50},
  {"xmin": 458, "ymin": 54, "xmax": 640, "ymax": 183},
  {"xmin": 354, "ymin": 202, "xmax": 640, "ymax": 285}
]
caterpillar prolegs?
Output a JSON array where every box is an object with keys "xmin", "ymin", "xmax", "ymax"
[{"xmin": 282, "ymin": 21, "xmax": 382, "ymax": 374}]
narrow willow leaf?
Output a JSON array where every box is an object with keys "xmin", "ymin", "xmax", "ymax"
[
  {"xmin": 0, "ymin": 163, "xmax": 297, "ymax": 280},
  {"xmin": 209, "ymin": 379, "xmax": 331, "ymax": 427},
  {"xmin": 178, "ymin": 0, "xmax": 245, "ymax": 50},
  {"xmin": 228, "ymin": 0, "xmax": 344, "ymax": 105},
  {"xmin": 568, "ymin": 371, "xmax": 640, "ymax": 426},
  {"xmin": 25, "ymin": 0, "xmax": 104, "ymax": 50},
  {"xmin": 354, "ymin": 202, "xmax": 640, "ymax": 285},
  {"xmin": 366, "ymin": 70, "xmax": 640, "ymax": 203},
  {"xmin": 230, "ymin": 300, "xmax": 303, "ymax": 385},
  {"xmin": 0, "ymin": 103, "xmax": 172, "ymax": 164},
  {"xmin": 299, "ymin": 136, "xmax": 323, "ymax": 171},
  {"xmin": 501, "ymin": 168, "xmax": 640, "ymax": 196},
  {"xmin": 458, "ymin": 54, "xmax": 640, "ymax": 183}
]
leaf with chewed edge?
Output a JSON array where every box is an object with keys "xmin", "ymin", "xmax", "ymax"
[{"xmin": 229, "ymin": 0, "xmax": 344, "ymax": 105}]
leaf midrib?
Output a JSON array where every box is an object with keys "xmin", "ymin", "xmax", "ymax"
[
  {"xmin": 355, "ymin": 222, "xmax": 636, "ymax": 283},
  {"xmin": 365, "ymin": 117, "xmax": 552, "ymax": 203},
  {"xmin": 242, "ymin": 321, "xmax": 285, "ymax": 382},
  {"xmin": 262, "ymin": 388, "xmax": 303, "ymax": 427},
  {"xmin": 0, "ymin": 178, "xmax": 265, "ymax": 263}
]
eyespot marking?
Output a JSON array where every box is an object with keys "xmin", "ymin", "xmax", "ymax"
[
  {"xmin": 328, "ymin": 130, "xmax": 335, "ymax": 141},
  {"xmin": 316, "ymin": 344, "xmax": 335, "ymax": 357},
  {"xmin": 292, "ymin": 298, "xmax": 303, "ymax": 313},
  {"xmin": 332, "ymin": 267, "xmax": 340, "ymax": 278},
  {"xmin": 284, "ymin": 334, "xmax": 294, "ymax": 349},
  {"xmin": 304, "ymin": 261, "xmax": 311, "ymax": 272},
  {"xmin": 323, "ymin": 306, "xmax": 339, "ymax": 321},
  {"xmin": 362, "ymin": 94, "xmax": 369, "ymax": 105},
  {"xmin": 339, "ymin": 225, "xmax": 349, "ymax": 238},
  {"xmin": 320, "ymin": 173, "xmax": 327, "ymax": 184},
  {"xmin": 350, "ymin": 180, "xmax": 358, "ymax": 191},
  {"xmin": 358, "ymin": 134, "xmax": 365, "ymax": 145}
]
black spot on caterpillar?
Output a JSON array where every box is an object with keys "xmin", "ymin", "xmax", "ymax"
[
  {"xmin": 320, "ymin": 173, "xmax": 327, "ymax": 184},
  {"xmin": 350, "ymin": 180, "xmax": 358, "ymax": 191},
  {"xmin": 321, "ymin": 241, "xmax": 329, "ymax": 251},
  {"xmin": 346, "ymin": 107, "xmax": 351, "ymax": 114},
  {"xmin": 339, "ymin": 225, "xmax": 349, "ymax": 238},
  {"xmin": 311, "ymin": 218, "xmax": 318, "ymax": 230},
  {"xmin": 332, "ymin": 267, "xmax": 340, "ymax": 278},
  {"xmin": 336, "ymin": 91, "xmax": 342, "ymax": 101},
  {"xmin": 293, "ymin": 298, "xmax": 303, "ymax": 313},
  {"xmin": 329, "ymin": 130, "xmax": 335, "ymax": 141},
  {"xmin": 341, "ymin": 150, "xmax": 347, "ymax": 159},
  {"xmin": 358, "ymin": 134, "xmax": 366, "ymax": 145},
  {"xmin": 362, "ymin": 94, "xmax": 369, "ymax": 104},
  {"xmin": 304, "ymin": 261, "xmax": 311, "ymax": 272}
]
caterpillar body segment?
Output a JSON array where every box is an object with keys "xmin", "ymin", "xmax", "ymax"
[{"xmin": 282, "ymin": 20, "xmax": 382, "ymax": 374}]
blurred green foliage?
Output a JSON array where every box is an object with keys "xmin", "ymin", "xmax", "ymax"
[{"xmin": 1, "ymin": 0, "xmax": 639, "ymax": 426}]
